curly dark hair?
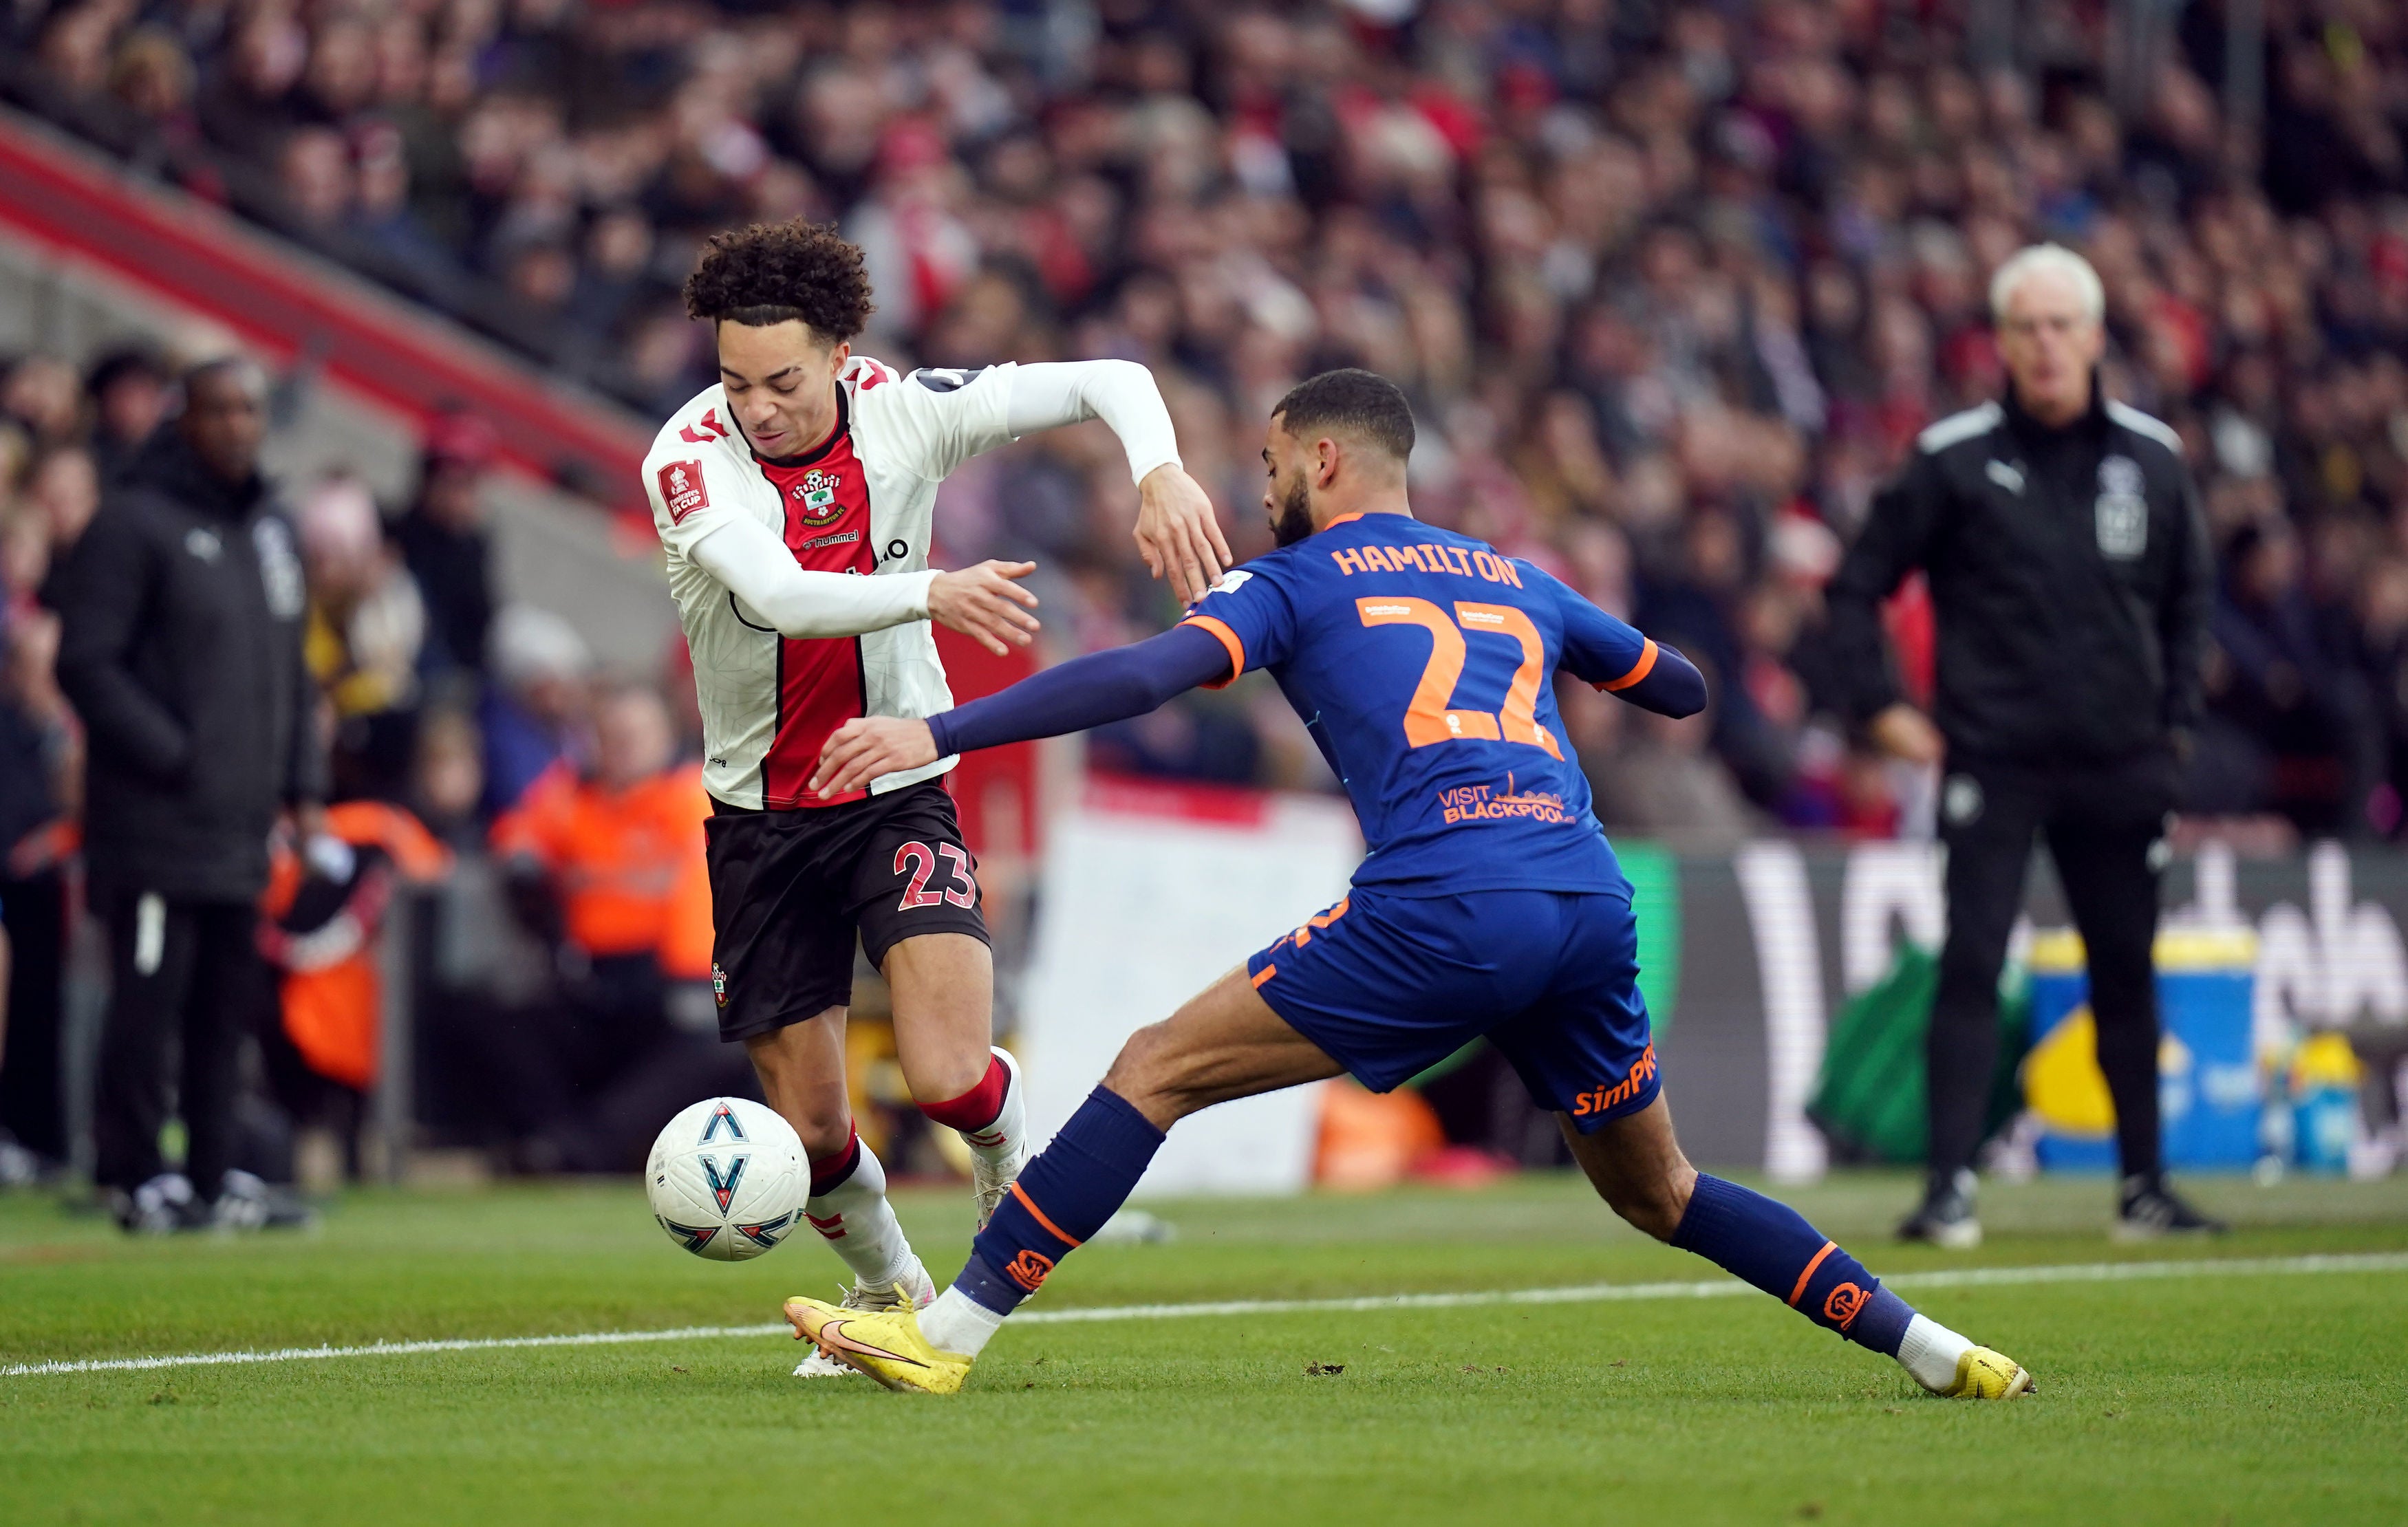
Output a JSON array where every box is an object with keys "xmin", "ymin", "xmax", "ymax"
[
  {"xmin": 682, "ymin": 219, "xmax": 874, "ymax": 340},
  {"xmin": 1272, "ymin": 368, "xmax": 1417, "ymax": 462}
]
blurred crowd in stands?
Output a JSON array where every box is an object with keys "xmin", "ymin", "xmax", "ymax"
[
  {"xmin": 12, "ymin": 0, "xmax": 2408, "ymax": 843},
  {"xmin": 0, "ymin": 351, "xmax": 752, "ymax": 1180},
  {"xmin": 5, "ymin": 1, "xmax": 2408, "ymax": 1175}
]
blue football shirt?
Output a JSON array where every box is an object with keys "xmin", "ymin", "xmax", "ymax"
[{"xmin": 1179, "ymin": 512, "xmax": 1662, "ymax": 896}]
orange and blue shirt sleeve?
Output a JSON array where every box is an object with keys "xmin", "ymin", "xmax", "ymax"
[
  {"xmin": 1523, "ymin": 563, "xmax": 1707, "ymax": 718},
  {"xmin": 926, "ymin": 625, "xmax": 1236, "ymax": 758},
  {"xmin": 1176, "ymin": 565, "xmax": 1299, "ymax": 689},
  {"xmin": 925, "ymin": 562, "xmax": 1303, "ymax": 757}
]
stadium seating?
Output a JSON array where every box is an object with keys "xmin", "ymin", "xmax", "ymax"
[{"xmin": 7, "ymin": 1, "xmax": 2407, "ymax": 829}]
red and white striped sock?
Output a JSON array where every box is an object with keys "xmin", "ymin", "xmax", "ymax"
[
  {"xmin": 918, "ymin": 1050, "xmax": 1024, "ymax": 1172},
  {"xmin": 803, "ymin": 1126, "xmax": 915, "ymax": 1290}
]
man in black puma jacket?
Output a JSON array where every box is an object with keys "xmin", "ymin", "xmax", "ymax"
[
  {"xmin": 50, "ymin": 358, "xmax": 325, "ymax": 1232},
  {"xmin": 1824, "ymin": 245, "xmax": 2221, "ymax": 1248}
]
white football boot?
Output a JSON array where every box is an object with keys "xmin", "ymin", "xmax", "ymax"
[
  {"xmin": 969, "ymin": 1046, "xmax": 1030, "ymax": 1233},
  {"xmin": 792, "ymin": 1258, "xmax": 937, "ymax": 1378}
]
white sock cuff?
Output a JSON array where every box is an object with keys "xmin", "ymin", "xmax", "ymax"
[
  {"xmin": 921, "ymin": 1286, "xmax": 1005, "ymax": 1358},
  {"xmin": 841, "ymin": 1137, "xmax": 888, "ymax": 1195},
  {"xmin": 806, "ymin": 1132, "xmax": 888, "ymax": 1204},
  {"xmin": 962, "ymin": 1049, "xmax": 1026, "ymax": 1165},
  {"xmin": 808, "ymin": 1138, "xmax": 913, "ymax": 1288},
  {"xmin": 1898, "ymin": 1313, "xmax": 1974, "ymax": 1393}
]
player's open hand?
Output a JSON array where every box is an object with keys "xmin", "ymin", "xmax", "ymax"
[
  {"xmin": 927, "ymin": 560, "xmax": 1040, "ymax": 656},
  {"xmin": 1135, "ymin": 464, "xmax": 1232, "ymax": 605},
  {"xmin": 811, "ymin": 717, "xmax": 940, "ymax": 799}
]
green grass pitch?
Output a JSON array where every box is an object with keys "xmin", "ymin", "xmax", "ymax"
[{"xmin": 3, "ymin": 1171, "xmax": 2404, "ymax": 1526}]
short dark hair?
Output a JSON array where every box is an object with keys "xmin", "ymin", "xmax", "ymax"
[
  {"xmin": 682, "ymin": 219, "xmax": 874, "ymax": 340},
  {"xmin": 86, "ymin": 345, "xmax": 165, "ymax": 398},
  {"xmin": 1270, "ymin": 369, "xmax": 1415, "ymax": 462},
  {"xmin": 182, "ymin": 354, "xmax": 264, "ymax": 396}
]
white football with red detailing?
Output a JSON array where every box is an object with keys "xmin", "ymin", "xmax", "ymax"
[{"xmin": 646, "ymin": 1097, "xmax": 806, "ymax": 1263}]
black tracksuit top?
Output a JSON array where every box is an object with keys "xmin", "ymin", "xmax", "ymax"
[
  {"xmin": 50, "ymin": 433, "xmax": 325, "ymax": 901},
  {"xmin": 1823, "ymin": 384, "xmax": 2213, "ymax": 767}
]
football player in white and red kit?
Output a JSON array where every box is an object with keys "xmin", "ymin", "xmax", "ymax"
[{"xmin": 641, "ymin": 220, "xmax": 1227, "ymax": 1371}]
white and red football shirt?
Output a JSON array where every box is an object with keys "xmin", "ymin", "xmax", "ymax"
[{"xmin": 643, "ymin": 358, "xmax": 1016, "ymax": 810}]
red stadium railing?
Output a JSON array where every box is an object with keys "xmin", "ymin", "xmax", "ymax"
[{"xmin": 0, "ymin": 104, "xmax": 650, "ymax": 510}]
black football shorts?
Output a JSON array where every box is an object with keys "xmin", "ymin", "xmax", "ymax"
[{"xmin": 702, "ymin": 780, "xmax": 989, "ymax": 1043}]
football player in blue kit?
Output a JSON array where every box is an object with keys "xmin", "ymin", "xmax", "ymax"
[{"xmin": 784, "ymin": 369, "xmax": 2032, "ymax": 1401}]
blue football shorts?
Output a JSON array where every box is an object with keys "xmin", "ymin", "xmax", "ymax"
[{"xmin": 1244, "ymin": 885, "xmax": 1659, "ymax": 1133}]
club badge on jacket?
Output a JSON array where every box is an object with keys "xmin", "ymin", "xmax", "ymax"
[{"xmin": 2094, "ymin": 455, "xmax": 2147, "ymax": 560}]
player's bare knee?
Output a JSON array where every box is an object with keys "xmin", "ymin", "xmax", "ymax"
[
  {"xmin": 899, "ymin": 1048, "xmax": 989, "ymax": 1107},
  {"xmin": 744, "ymin": 1037, "xmax": 850, "ymax": 1156},
  {"xmin": 764, "ymin": 1078, "xmax": 852, "ymax": 1158},
  {"xmin": 797, "ymin": 1116, "xmax": 855, "ymax": 1161},
  {"xmin": 1099, "ymin": 1021, "xmax": 1168, "ymax": 1098},
  {"xmin": 1600, "ymin": 1161, "xmax": 1696, "ymax": 1242},
  {"xmin": 1101, "ymin": 1021, "xmax": 1195, "ymax": 1124},
  {"xmin": 1602, "ymin": 1184, "xmax": 1679, "ymax": 1242}
]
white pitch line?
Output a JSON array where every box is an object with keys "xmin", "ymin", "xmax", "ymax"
[
  {"xmin": 6, "ymin": 1249, "xmax": 2403, "ymax": 1380},
  {"xmin": 0, "ymin": 1323, "xmax": 791, "ymax": 1378},
  {"xmin": 1009, "ymin": 1249, "xmax": 2408, "ymax": 1325}
]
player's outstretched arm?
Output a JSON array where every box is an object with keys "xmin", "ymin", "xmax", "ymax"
[
  {"xmin": 1527, "ymin": 562, "xmax": 1708, "ymax": 718},
  {"xmin": 1592, "ymin": 638, "xmax": 1708, "ymax": 718},
  {"xmin": 1005, "ymin": 360, "xmax": 1231, "ymax": 604},
  {"xmin": 808, "ymin": 623, "xmax": 1233, "ymax": 797},
  {"xmin": 690, "ymin": 513, "xmax": 1040, "ymax": 653}
]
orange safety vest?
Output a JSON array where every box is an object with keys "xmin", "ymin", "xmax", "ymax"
[
  {"xmin": 658, "ymin": 840, "xmax": 714, "ymax": 982},
  {"xmin": 261, "ymin": 801, "xmax": 452, "ymax": 1091},
  {"xmin": 489, "ymin": 761, "xmax": 711, "ymax": 965}
]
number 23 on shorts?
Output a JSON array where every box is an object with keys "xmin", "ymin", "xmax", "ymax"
[
  {"xmin": 1356, "ymin": 596, "xmax": 1562, "ymax": 757},
  {"xmin": 894, "ymin": 840, "xmax": 976, "ymax": 910}
]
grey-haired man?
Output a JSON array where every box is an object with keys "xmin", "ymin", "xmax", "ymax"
[{"xmin": 1826, "ymin": 246, "xmax": 2222, "ymax": 1246}]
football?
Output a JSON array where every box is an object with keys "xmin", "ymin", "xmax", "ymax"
[{"xmin": 645, "ymin": 1097, "xmax": 807, "ymax": 1261}]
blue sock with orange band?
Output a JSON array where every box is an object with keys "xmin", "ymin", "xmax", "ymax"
[
  {"xmin": 1671, "ymin": 1174, "xmax": 1914, "ymax": 1356},
  {"xmin": 952, "ymin": 1085, "xmax": 1166, "ymax": 1321}
]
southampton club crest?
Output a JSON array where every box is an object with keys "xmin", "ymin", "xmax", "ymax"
[
  {"xmin": 2094, "ymin": 455, "xmax": 2147, "ymax": 560},
  {"xmin": 791, "ymin": 468, "xmax": 846, "ymax": 528}
]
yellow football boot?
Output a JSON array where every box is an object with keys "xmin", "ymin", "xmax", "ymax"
[
  {"xmin": 1943, "ymin": 1346, "xmax": 2035, "ymax": 1399},
  {"xmin": 783, "ymin": 1296, "xmax": 973, "ymax": 1395}
]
